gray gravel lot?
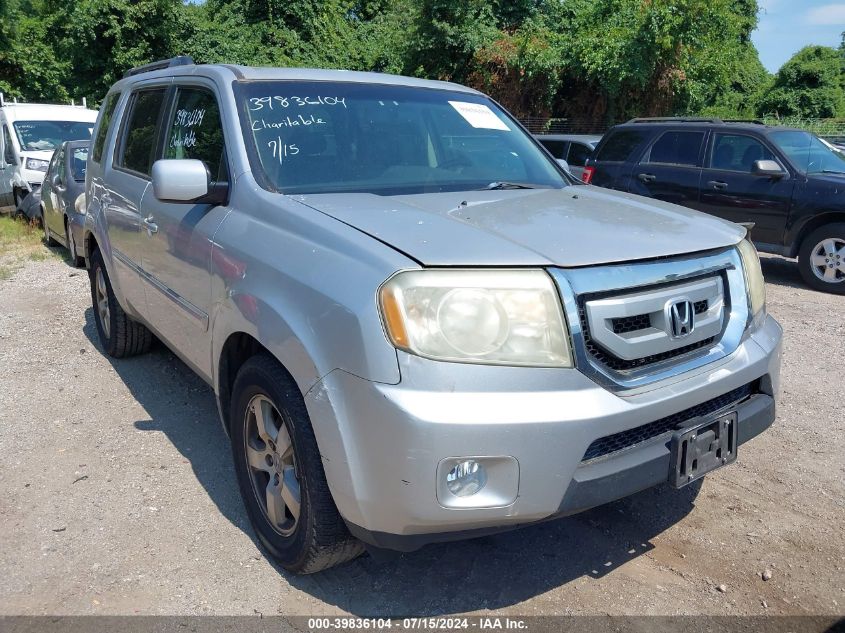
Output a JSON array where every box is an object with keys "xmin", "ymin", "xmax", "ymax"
[{"xmin": 0, "ymin": 250, "xmax": 843, "ymax": 617}]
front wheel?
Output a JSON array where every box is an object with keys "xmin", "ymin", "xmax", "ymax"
[
  {"xmin": 798, "ymin": 223, "xmax": 845, "ymax": 294},
  {"xmin": 229, "ymin": 354, "xmax": 363, "ymax": 574},
  {"xmin": 42, "ymin": 208, "xmax": 58, "ymax": 246}
]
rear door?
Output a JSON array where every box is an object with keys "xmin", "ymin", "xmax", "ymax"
[
  {"xmin": 106, "ymin": 83, "xmax": 170, "ymax": 316},
  {"xmin": 42, "ymin": 145, "xmax": 65, "ymax": 237},
  {"xmin": 139, "ymin": 82, "xmax": 231, "ymax": 378},
  {"xmin": 627, "ymin": 129, "xmax": 706, "ymax": 208},
  {"xmin": 697, "ymin": 132, "xmax": 795, "ymax": 245},
  {"xmin": 588, "ymin": 128, "xmax": 651, "ymax": 189}
]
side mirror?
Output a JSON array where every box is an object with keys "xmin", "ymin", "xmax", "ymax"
[
  {"xmin": 556, "ymin": 158, "xmax": 571, "ymax": 173},
  {"xmin": 752, "ymin": 159, "xmax": 786, "ymax": 178},
  {"xmin": 152, "ymin": 159, "xmax": 228, "ymax": 205},
  {"xmin": 51, "ymin": 174, "xmax": 62, "ymax": 188}
]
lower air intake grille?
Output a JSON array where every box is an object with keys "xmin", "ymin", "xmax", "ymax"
[{"xmin": 582, "ymin": 382, "xmax": 755, "ymax": 462}]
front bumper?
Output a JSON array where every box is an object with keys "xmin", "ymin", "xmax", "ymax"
[{"xmin": 305, "ymin": 314, "xmax": 782, "ymax": 552}]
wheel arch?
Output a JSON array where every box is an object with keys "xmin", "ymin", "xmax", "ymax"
[{"xmin": 788, "ymin": 211, "xmax": 845, "ymax": 258}]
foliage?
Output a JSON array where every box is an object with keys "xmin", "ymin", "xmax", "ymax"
[
  {"xmin": 758, "ymin": 46, "xmax": 845, "ymax": 119},
  {"xmin": 0, "ymin": 0, "xmax": 838, "ymax": 125}
]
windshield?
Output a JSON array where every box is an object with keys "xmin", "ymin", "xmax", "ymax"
[
  {"xmin": 769, "ymin": 130, "xmax": 845, "ymax": 174},
  {"xmin": 13, "ymin": 120, "xmax": 93, "ymax": 152},
  {"xmin": 237, "ymin": 81, "xmax": 567, "ymax": 195},
  {"xmin": 70, "ymin": 146, "xmax": 88, "ymax": 181}
]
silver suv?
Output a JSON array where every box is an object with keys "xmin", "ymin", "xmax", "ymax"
[{"xmin": 82, "ymin": 57, "xmax": 782, "ymax": 574}]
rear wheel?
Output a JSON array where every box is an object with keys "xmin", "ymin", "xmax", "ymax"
[
  {"xmin": 89, "ymin": 248, "xmax": 153, "ymax": 357},
  {"xmin": 230, "ymin": 354, "xmax": 363, "ymax": 574},
  {"xmin": 798, "ymin": 224, "xmax": 845, "ymax": 294},
  {"xmin": 65, "ymin": 219, "xmax": 83, "ymax": 267}
]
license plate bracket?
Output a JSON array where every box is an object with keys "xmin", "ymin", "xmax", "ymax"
[{"xmin": 669, "ymin": 411, "xmax": 737, "ymax": 488}]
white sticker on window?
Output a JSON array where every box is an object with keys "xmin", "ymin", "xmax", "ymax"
[{"xmin": 448, "ymin": 101, "xmax": 510, "ymax": 131}]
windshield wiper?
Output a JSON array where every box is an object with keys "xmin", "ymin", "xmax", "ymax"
[
  {"xmin": 821, "ymin": 169, "xmax": 845, "ymax": 175},
  {"xmin": 482, "ymin": 181, "xmax": 538, "ymax": 190}
]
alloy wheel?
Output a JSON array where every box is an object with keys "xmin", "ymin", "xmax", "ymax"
[
  {"xmin": 244, "ymin": 394, "xmax": 301, "ymax": 536},
  {"xmin": 95, "ymin": 267, "xmax": 111, "ymax": 339},
  {"xmin": 809, "ymin": 237, "xmax": 845, "ymax": 284}
]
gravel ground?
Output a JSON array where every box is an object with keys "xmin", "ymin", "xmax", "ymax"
[{"xmin": 0, "ymin": 249, "xmax": 843, "ymax": 617}]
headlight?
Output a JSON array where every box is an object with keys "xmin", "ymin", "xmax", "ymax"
[
  {"xmin": 379, "ymin": 269, "xmax": 572, "ymax": 367},
  {"xmin": 25, "ymin": 158, "xmax": 49, "ymax": 172},
  {"xmin": 74, "ymin": 193, "xmax": 86, "ymax": 214},
  {"xmin": 737, "ymin": 238, "xmax": 765, "ymax": 319}
]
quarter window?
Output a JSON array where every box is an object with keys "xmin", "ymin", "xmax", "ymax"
[
  {"xmin": 3, "ymin": 125, "xmax": 15, "ymax": 164},
  {"xmin": 643, "ymin": 131, "xmax": 704, "ymax": 167},
  {"xmin": 539, "ymin": 140, "xmax": 567, "ymax": 159},
  {"xmin": 594, "ymin": 130, "xmax": 648, "ymax": 162},
  {"xmin": 567, "ymin": 142, "xmax": 593, "ymax": 167},
  {"xmin": 117, "ymin": 89, "xmax": 167, "ymax": 177},
  {"xmin": 92, "ymin": 93, "xmax": 120, "ymax": 164},
  {"xmin": 163, "ymin": 87, "xmax": 227, "ymax": 183},
  {"xmin": 710, "ymin": 134, "xmax": 777, "ymax": 173}
]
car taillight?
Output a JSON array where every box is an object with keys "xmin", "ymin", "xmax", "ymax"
[{"xmin": 582, "ymin": 166, "xmax": 595, "ymax": 184}]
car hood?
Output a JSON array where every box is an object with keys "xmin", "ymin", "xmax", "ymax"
[
  {"xmin": 20, "ymin": 150, "xmax": 54, "ymax": 161},
  {"xmin": 296, "ymin": 186, "xmax": 746, "ymax": 267}
]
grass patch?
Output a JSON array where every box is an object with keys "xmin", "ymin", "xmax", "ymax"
[
  {"xmin": 0, "ymin": 214, "xmax": 64, "ymax": 280},
  {"xmin": 0, "ymin": 214, "xmax": 43, "ymax": 255}
]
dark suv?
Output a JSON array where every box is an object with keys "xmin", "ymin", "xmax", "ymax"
[{"xmin": 584, "ymin": 118, "xmax": 845, "ymax": 293}]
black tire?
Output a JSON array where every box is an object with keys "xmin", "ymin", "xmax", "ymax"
[
  {"xmin": 797, "ymin": 223, "xmax": 845, "ymax": 294},
  {"xmin": 42, "ymin": 208, "xmax": 59, "ymax": 246},
  {"xmin": 230, "ymin": 353, "xmax": 363, "ymax": 574},
  {"xmin": 65, "ymin": 219, "xmax": 83, "ymax": 267},
  {"xmin": 89, "ymin": 248, "xmax": 153, "ymax": 357}
]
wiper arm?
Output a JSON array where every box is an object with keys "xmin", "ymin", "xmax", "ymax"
[
  {"xmin": 482, "ymin": 181, "xmax": 538, "ymax": 190},
  {"xmin": 821, "ymin": 169, "xmax": 845, "ymax": 174}
]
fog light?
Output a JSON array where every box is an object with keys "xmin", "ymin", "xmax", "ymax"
[{"xmin": 445, "ymin": 460, "xmax": 487, "ymax": 497}]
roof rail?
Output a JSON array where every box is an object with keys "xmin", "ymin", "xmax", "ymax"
[
  {"xmin": 626, "ymin": 117, "xmax": 724, "ymax": 124},
  {"xmin": 123, "ymin": 56, "xmax": 195, "ymax": 78},
  {"xmin": 722, "ymin": 119, "xmax": 766, "ymax": 125}
]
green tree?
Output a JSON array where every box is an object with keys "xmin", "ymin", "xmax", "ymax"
[{"xmin": 758, "ymin": 46, "xmax": 845, "ymax": 118}]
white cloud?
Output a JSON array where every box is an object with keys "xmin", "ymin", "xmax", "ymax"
[{"xmin": 805, "ymin": 3, "xmax": 845, "ymax": 25}]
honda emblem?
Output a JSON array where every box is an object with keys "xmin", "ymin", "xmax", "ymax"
[{"xmin": 667, "ymin": 299, "xmax": 695, "ymax": 338}]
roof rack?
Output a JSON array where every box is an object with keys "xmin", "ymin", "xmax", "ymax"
[
  {"xmin": 626, "ymin": 117, "xmax": 724, "ymax": 124},
  {"xmin": 123, "ymin": 56, "xmax": 195, "ymax": 78},
  {"xmin": 722, "ymin": 119, "xmax": 766, "ymax": 125}
]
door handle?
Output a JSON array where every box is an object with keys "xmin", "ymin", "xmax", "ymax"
[
  {"xmin": 707, "ymin": 180, "xmax": 728, "ymax": 190},
  {"xmin": 142, "ymin": 215, "xmax": 158, "ymax": 235},
  {"xmin": 638, "ymin": 173, "xmax": 657, "ymax": 183}
]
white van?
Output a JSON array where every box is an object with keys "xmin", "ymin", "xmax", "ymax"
[{"xmin": 0, "ymin": 100, "xmax": 97, "ymax": 214}]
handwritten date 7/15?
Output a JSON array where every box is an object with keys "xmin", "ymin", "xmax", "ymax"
[{"xmin": 268, "ymin": 138, "xmax": 299, "ymax": 163}]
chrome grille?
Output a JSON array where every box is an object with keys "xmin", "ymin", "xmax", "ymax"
[
  {"xmin": 549, "ymin": 248, "xmax": 749, "ymax": 391},
  {"xmin": 576, "ymin": 274, "xmax": 726, "ymax": 372}
]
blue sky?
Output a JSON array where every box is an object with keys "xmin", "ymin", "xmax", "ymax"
[{"xmin": 752, "ymin": 0, "xmax": 845, "ymax": 72}]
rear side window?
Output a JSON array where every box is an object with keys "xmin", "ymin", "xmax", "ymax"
[
  {"xmin": 643, "ymin": 131, "xmax": 704, "ymax": 167},
  {"xmin": 567, "ymin": 142, "xmax": 592, "ymax": 167},
  {"xmin": 710, "ymin": 134, "xmax": 777, "ymax": 172},
  {"xmin": 163, "ymin": 87, "xmax": 227, "ymax": 183},
  {"xmin": 3, "ymin": 125, "xmax": 14, "ymax": 163},
  {"xmin": 91, "ymin": 93, "xmax": 120, "ymax": 163},
  {"xmin": 594, "ymin": 130, "xmax": 648, "ymax": 162},
  {"xmin": 539, "ymin": 140, "xmax": 567, "ymax": 159},
  {"xmin": 117, "ymin": 89, "xmax": 167, "ymax": 177}
]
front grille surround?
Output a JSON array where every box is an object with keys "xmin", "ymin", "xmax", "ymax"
[{"xmin": 549, "ymin": 247, "xmax": 751, "ymax": 392}]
